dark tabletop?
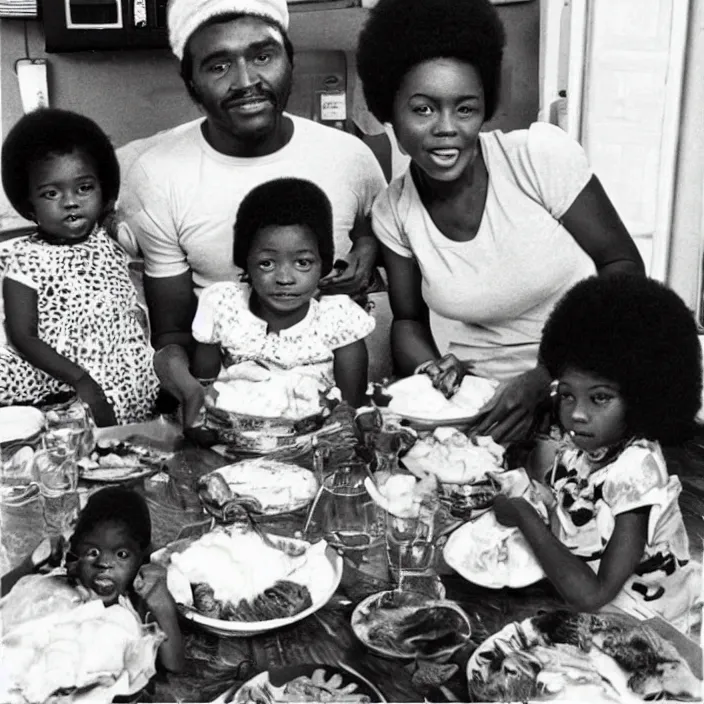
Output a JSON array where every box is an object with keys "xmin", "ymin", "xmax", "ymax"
[{"xmin": 88, "ymin": 416, "xmax": 703, "ymax": 704}]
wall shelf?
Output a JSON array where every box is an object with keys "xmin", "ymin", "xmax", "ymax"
[{"xmin": 41, "ymin": 0, "xmax": 368, "ymax": 53}]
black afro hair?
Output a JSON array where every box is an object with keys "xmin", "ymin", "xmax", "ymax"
[
  {"xmin": 356, "ymin": 0, "xmax": 506, "ymax": 125},
  {"xmin": 1, "ymin": 108, "xmax": 119, "ymax": 222},
  {"xmin": 539, "ymin": 274, "xmax": 703, "ymax": 446},
  {"xmin": 233, "ymin": 178, "xmax": 334, "ymax": 276},
  {"xmin": 69, "ymin": 486, "xmax": 152, "ymax": 557},
  {"xmin": 179, "ymin": 12, "xmax": 294, "ymax": 105}
]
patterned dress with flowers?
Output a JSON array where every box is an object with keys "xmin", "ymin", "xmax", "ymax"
[
  {"xmin": 546, "ymin": 437, "xmax": 701, "ymax": 633},
  {"xmin": 192, "ymin": 281, "xmax": 376, "ymax": 390}
]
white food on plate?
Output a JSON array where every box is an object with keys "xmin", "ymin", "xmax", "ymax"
[
  {"xmin": 387, "ymin": 375, "xmax": 499, "ymax": 420},
  {"xmin": 210, "ymin": 459, "xmax": 318, "ymax": 514},
  {"xmin": 365, "ymin": 470, "xmax": 437, "ymax": 518},
  {"xmin": 168, "ymin": 531, "xmax": 309, "ymax": 608},
  {"xmin": 210, "ymin": 363, "xmax": 325, "ymax": 420},
  {"xmin": 0, "ymin": 598, "xmax": 162, "ymax": 704},
  {"xmin": 443, "ymin": 510, "xmax": 545, "ymax": 588},
  {"xmin": 0, "ymin": 406, "xmax": 45, "ymax": 444},
  {"xmin": 403, "ymin": 428, "xmax": 505, "ymax": 484}
]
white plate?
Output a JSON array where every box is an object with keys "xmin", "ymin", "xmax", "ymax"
[
  {"xmin": 385, "ymin": 376, "xmax": 498, "ymax": 426},
  {"xmin": 215, "ymin": 664, "xmax": 387, "ymax": 704},
  {"xmin": 152, "ymin": 535, "xmax": 343, "ymax": 638},
  {"xmin": 79, "ymin": 465, "xmax": 161, "ymax": 483},
  {"xmin": 465, "ymin": 613, "xmax": 692, "ymax": 703},
  {"xmin": 443, "ymin": 510, "xmax": 545, "ymax": 589},
  {"xmin": 199, "ymin": 459, "xmax": 319, "ymax": 516},
  {"xmin": 0, "ymin": 407, "xmax": 45, "ymax": 445}
]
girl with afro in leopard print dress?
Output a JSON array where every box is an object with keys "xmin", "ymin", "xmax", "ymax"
[{"xmin": 0, "ymin": 109, "xmax": 158, "ymax": 425}]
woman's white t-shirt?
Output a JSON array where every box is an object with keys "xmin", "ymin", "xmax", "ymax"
[{"xmin": 372, "ymin": 122, "xmax": 597, "ymax": 380}]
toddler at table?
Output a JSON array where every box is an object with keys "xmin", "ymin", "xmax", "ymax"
[
  {"xmin": 191, "ymin": 177, "xmax": 375, "ymax": 412},
  {"xmin": 494, "ymin": 274, "xmax": 702, "ymax": 634},
  {"xmin": 0, "ymin": 108, "xmax": 159, "ymax": 426},
  {"xmin": 1, "ymin": 485, "xmax": 184, "ymax": 672}
]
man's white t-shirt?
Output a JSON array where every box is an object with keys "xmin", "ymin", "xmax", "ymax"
[{"xmin": 117, "ymin": 115, "xmax": 386, "ymax": 294}]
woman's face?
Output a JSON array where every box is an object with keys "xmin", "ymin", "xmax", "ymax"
[{"xmin": 392, "ymin": 58, "xmax": 486, "ymax": 183}]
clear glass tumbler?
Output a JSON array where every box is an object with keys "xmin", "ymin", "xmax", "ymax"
[
  {"xmin": 385, "ymin": 494, "xmax": 439, "ymax": 584},
  {"xmin": 34, "ymin": 446, "xmax": 80, "ymax": 539}
]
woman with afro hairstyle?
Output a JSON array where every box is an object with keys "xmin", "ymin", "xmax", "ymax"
[
  {"xmin": 356, "ymin": 0, "xmax": 644, "ymax": 444},
  {"xmin": 190, "ymin": 178, "xmax": 375, "ymax": 412},
  {"xmin": 494, "ymin": 274, "xmax": 702, "ymax": 633},
  {"xmin": 0, "ymin": 108, "xmax": 159, "ymax": 425}
]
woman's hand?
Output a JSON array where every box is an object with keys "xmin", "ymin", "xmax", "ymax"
[
  {"xmin": 74, "ymin": 374, "xmax": 117, "ymax": 427},
  {"xmin": 493, "ymin": 494, "xmax": 532, "ymax": 528},
  {"xmin": 416, "ymin": 353, "xmax": 467, "ymax": 398},
  {"xmin": 133, "ymin": 563, "xmax": 176, "ymax": 616},
  {"xmin": 472, "ymin": 366, "xmax": 552, "ymax": 444}
]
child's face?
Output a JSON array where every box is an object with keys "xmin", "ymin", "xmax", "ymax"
[
  {"xmin": 247, "ymin": 223, "xmax": 322, "ymax": 325},
  {"xmin": 27, "ymin": 149, "xmax": 103, "ymax": 243},
  {"xmin": 557, "ymin": 367, "xmax": 627, "ymax": 452},
  {"xmin": 72, "ymin": 520, "xmax": 144, "ymax": 606}
]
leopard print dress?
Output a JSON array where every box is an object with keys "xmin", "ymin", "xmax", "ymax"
[{"xmin": 0, "ymin": 228, "xmax": 158, "ymax": 424}]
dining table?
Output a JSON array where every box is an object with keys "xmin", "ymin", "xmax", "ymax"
[{"xmin": 2, "ymin": 407, "xmax": 703, "ymax": 704}]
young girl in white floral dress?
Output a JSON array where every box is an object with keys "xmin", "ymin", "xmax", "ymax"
[
  {"xmin": 0, "ymin": 109, "xmax": 158, "ymax": 426},
  {"xmin": 494, "ymin": 275, "xmax": 702, "ymax": 634},
  {"xmin": 191, "ymin": 178, "xmax": 375, "ymax": 410}
]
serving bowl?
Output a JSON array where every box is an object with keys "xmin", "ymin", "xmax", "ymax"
[
  {"xmin": 203, "ymin": 405, "xmax": 328, "ymax": 454},
  {"xmin": 351, "ymin": 589, "xmax": 472, "ymax": 662}
]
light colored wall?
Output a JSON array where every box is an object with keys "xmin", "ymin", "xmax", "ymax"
[{"xmin": 667, "ymin": 0, "xmax": 704, "ymax": 318}]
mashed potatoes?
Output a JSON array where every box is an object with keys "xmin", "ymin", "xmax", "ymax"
[{"xmin": 170, "ymin": 531, "xmax": 304, "ymax": 606}]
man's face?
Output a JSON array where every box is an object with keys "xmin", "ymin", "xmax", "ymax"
[{"xmin": 188, "ymin": 16, "xmax": 292, "ymax": 155}]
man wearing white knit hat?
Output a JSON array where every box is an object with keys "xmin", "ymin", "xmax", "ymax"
[{"xmin": 118, "ymin": 0, "xmax": 386, "ymax": 428}]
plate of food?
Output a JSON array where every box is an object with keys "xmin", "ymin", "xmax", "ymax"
[
  {"xmin": 197, "ymin": 458, "xmax": 319, "ymax": 518},
  {"xmin": 466, "ymin": 610, "xmax": 702, "ymax": 702},
  {"xmin": 383, "ymin": 375, "xmax": 499, "ymax": 428},
  {"xmin": 351, "ymin": 590, "xmax": 472, "ymax": 661},
  {"xmin": 443, "ymin": 509, "xmax": 545, "ymax": 589},
  {"xmin": 77, "ymin": 437, "xmax": 173, "ymax": 483},
  {"xmin": 151, "ymin": 526, "xmax": 343, "ymax": 637},
  {"xmin": 443, "ymin": 469, "xmax": 550, "ymax": 589},
  {"xmin": 402, "ymin": 429, "xmax": 505, "ymax": 519},
  {"xmin": 213, "ymin": 664, "xmax": 386, "ymax": 704}
]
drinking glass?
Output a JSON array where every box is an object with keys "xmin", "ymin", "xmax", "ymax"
[
  {"xmin": 44, "ymin": 401, "xmax": 94, "ymax": 459},
  {"xmin": 385, "ymin": 494, "xmax": 439, "ymax": 584},
  {"xmin": 315, "ymin": 462, "xmax": 384, "ymax": 556},
  {"xmin": 34, "ymin": 446, "xmax": 80, "ymax": 538}
]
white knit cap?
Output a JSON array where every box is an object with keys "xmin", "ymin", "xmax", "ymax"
[{"xmin": 168, "ymin": 0, "xmax": 290, "ymax": 61}]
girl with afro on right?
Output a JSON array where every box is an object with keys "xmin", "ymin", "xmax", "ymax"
[{"xmin": 494, "ymin": 274, "xmax": 702, "ymax": 634}]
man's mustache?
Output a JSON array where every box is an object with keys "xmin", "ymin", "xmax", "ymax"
[{"xmin": 221, "ymin": 87, "xmax": 277, "ymax": 110}]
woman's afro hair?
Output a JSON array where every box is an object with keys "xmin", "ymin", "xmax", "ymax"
[
  {"xmin": 69, "ymin": 486, "xmax": 152, "ymax": 557},
  {"xmin": 539, "ymin": 274, "xmax": 703, "ymax": 446},
  {"xmin": 356, "ymin": 0, "xmax": 506, "ymax": 125},
  {"xmin": 1, "ymin": 108, "xmax": 119, "ymax": 221},
  {"xmin": 234, "ymin": 178, "xmax": 334, "ymax": 276}
]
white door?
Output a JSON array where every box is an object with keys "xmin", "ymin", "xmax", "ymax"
[{"xmin": 540, "ymin": 0, "xmax": 690, "ymax": 280}]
